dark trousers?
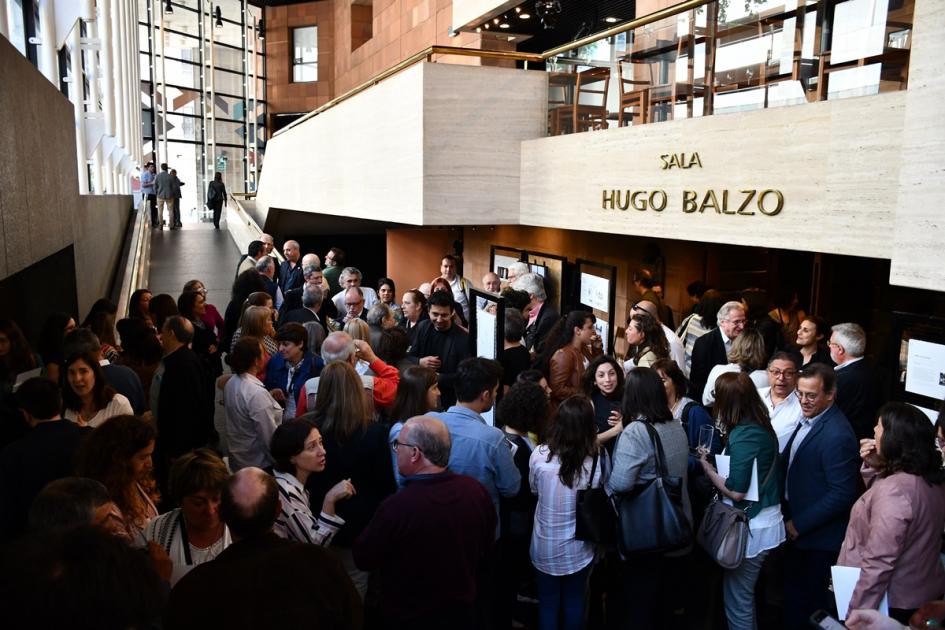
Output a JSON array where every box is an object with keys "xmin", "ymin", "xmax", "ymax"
[
  {"xmin": 536, "ymin": 564, "xmax": 592, "ymax": 630},
  {"xmin": 782, "ymin": 545, "xmax": 838, "ymax": 630},
  {"xmin": 475, "ymin": 544, "xmax": 499, "ymax": 629},
  {"xmin": 210, "ymin": 200, "xmax": 224, "ymax": 229},
  {"xmin": 386, "ymin": 604, "xmax": 474, "ymax": 630},
  {"xmin": 147, "ymin": 194, "xmax": 157, "ymax": 225},
  {"xmin": 172, "ymin": 198, "xmax": 182, "ymax": 226},
  {"xmin": 620, "ymin": 552, "xmax": 688, "ymax": 630}
]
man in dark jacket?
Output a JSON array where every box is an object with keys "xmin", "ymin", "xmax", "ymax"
[
  {"xmin": 511, "ymin": 272, "xmax": 558, "ymax": 355},
  {"xmin": 828, "ymin": 322, "xmax": 879, "ymax": 439},
  {"xmin": 166, "ymin": 468, "xmax": 362, "ymax": 630},
  {"xmin": 155, "ymin": 317, "xmax": 213, "ymax": 491},
  {"xmin": 689, "ymin": 300, "xmax": 746, "ymax": 402},
  {"xmin": 409, "ymin": 291, "xmax": 470, "ymax": 408}
]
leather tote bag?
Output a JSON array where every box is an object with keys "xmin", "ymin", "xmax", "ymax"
[
  {"xmin": 613, "ymin": 422, "xmax": 691, "ymax": 557},
  {"xmin": 696, "ymin": 454, "xmax": 777, "ymax": 569},
  {"xmin": 575, "ymin": 452, "xmax": 615, "ymax": 544}
]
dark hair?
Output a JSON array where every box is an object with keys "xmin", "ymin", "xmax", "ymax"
[
  {"xmin": 391, "ymin": 367, "xmax": 438, "ymax": 421},
  {"xmin": 628, "ymin": 312, "xmax": 669, "ymax": 361},
  {"xmin": 163, "ymin": 315, "xmax": 194, "ymax": 345},
  {"xmin": 148, "ymin": 294, "xmax": 179, "ymax": 332},
  {"xmin": 275, "ymin": 322, "xmax": 308, "ymax": 348},
  {"xmin": 801, "ymin": 315, "xmax": 830, "ymax": 346},
  {"xmin": 176, "ymin": 291, "xmax": 202, "ymax": 321},
  {"xmin": 328, "ymin": 247, "xmax": 345, "ymax": 266},
  {"xmin": 504, "ymin": 308, "xmax": 525, "ymax": 343},
  {"xmin": 714, "ymin": 372, "xmax": 774, "ymax": 437},
  {"xmin": 377, "ymin": 277, "xmax": 396, "ymax": 294},
  {"xmin": 38, "ymin": 312, "xmax": 74, "ymax": 365},
  {"xmin": 129, "ymin": 289, "xmax": 152, "ymax": 320},
  {"xmin": 497, "ymin": 381, "xmax": 548, "ymax": 433},
  {"xmin": 442, "ymin": 254, "xmax": 458, "ymax": 265},
  {"xmin": 772, "ymin": 285, "xmax": 798, "ymax": 310},
  {"xmin": 0, "ymin": 525, "xmax": 163, "ymax": 630},
  {"xmin": 230, "ymin": 337, "xmax": 263, "ymax": 374},
  {"xmin": 651, "ymin": 358, "xmax": 687, "ymax": 399},
  {"xmin": 454, "ymin": 358, "xmax": 503, "ymax": 403},
  {"xmin": 517, "ymin": 369, "xmax": 546, "ymax": 386},
  {"xmin": 582, "ymin": 355, "xmax": 626, "ymax": 400},
  {"xmin": 546, "ymin": 396, "xmax": 599, "ymax": 488},
  {"xmin": 634, "ymin": 268, "xmax": 656, "ymax": 289},
  {"xmin": 621, "ymin": 367, "xmax": 673, "ymax": 425},
  {"xmin": 500, "ymin": 288, "xmax": 531, "ymax": 313},
  {"xmin": 115, "ymin": 318, "xmax": 163, "ymax": 364},
  {"xmin": 220, "ymin": 470, "xmax": 280, "ymax": 539},
  {"xmin": 686, "ymin": 281, "xmax": 709, "ymax": 299},
  {"xmin": 247, "ymin": 240, "xmax": 264, "ymax": 257},
  {"xmin": 168, "ymin": 448, "xmax": 230, "ymax": 505},
  {"xmin": 768, "ymin": 350, "xmax": 800, "ymax": 369},
  {"xmin": 740, "ymin": 288, "xmax": 770, "ymax": 324},
  {"xmin": 75, "ymin": 415, "xmax": 159, "ymax": 529},
  {"xmin": 0, "ymin": 318, "xmax": 37, "ymax": 378},
  {"xmin": 698, "ymin": 291, "xmax": 725, "ymax": 329},
  {"xmin": 537, "ymin": 311, "xmax": 595, "ymax": 375},
  {"xmin": 877, "ymin": 402, "xmax": 945, "ymax": 484},
  {"xmin": 375, "ymin": 326, "xmax": 409, "ymax": 366},
  {"xmin": 798, "ymin": 362, "xmax": 837, "ymax": 394},
  {"xmin": 403, "ymin": 289, "xmax": 427, "ymax": 312},
  {"xmin": 81, "ymin": 299, "xmax": 118, "ymax": 348},
  {"xmin": 270, "ymin": 418, "xmax": 318, "ymax": 475},
  {"xmin": 61, "ymin": 353, "xmax": 116, "ymax": 414},
  {"xmin": 16, "ymin": 377, "xmax": 61, "ymax": 420},
  {"xmin": 28, "ymin": 477, "xmax": 113, "ymax": 532},
  {"xmin": 230, "ymin": 269, "xmax": 267, "ymax": 303},
  {"xmin": 62, "ymin": 328, "xmax": 101, "ymax": 362},
  {"xmin": 427, "ymin": 290, "xmax": 454, "ymax": 311}
]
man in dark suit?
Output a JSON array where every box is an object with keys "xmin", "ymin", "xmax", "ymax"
[
  {"xmin": 282, "ymin": 283, "xmax": 329, "ymax": 334},
  {"xmin": 282, "ymin": 267, "xmax": 337, "ymax": 326},
  {"xmin": 165, "ymin": 467, "xmax": 362, "ymax": 630},
  {"xmin": 511, "ymin": 272, "xmax": 558, "ymax": 355},
  {"xmin": 409, "ymin": 291, "xmax": 471, "ymax": 408},
  {"xmin": 689, "ymin": 300, "xmax": 746, "ymax": 402},
  {"xmin": 829, "ymin": 322, "xmax": 879, "ymax": 439},
  {"xmin": 781, "ymin": 363, "xmax": 860, "ymax": 629},
  {"xmin": 279, "ymin": 239, "xmax": 304, "ymax": 296}
]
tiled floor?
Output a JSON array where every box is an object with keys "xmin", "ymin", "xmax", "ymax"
[{"xmin": 148, "ymin": 222, "xmax": 239, "ymax": 308}]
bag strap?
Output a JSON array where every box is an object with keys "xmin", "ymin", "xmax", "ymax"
[
  {"xmin": 586, "ymin": 452, "xmax": 599, "ymax": 490},
  {"xmin": 680, "ymin": 401, "xmax": 699, "ymax": 434},
  {"xmin": 641, "ymin": 421, "xmax": 670, "ymax": 479}
]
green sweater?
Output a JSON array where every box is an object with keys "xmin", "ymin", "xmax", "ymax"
[{"xmin": 724, "ymin": 424, "xmax": 780, "ymax": 519}]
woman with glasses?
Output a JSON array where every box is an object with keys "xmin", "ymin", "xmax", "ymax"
[
  {"xmin": 270, "ymin": 417, "xmax": 356, "ymax": 546},
  {"xmin": 183, "ymin": 280, "xmax": 225, "ymax": 344}
]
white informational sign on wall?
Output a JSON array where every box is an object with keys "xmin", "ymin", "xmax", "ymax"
[
  {"xmin": 905, "ymin": 339, "xmax": 945, "ymax": 400},
  {"xmin": 477, "ymin": 309, "xmax": 498, "ymax": 360},
  {"xmin": 594, "ymin": 319, "xmax": 609, "ymax": 354},
  {"xmin": 580, "ymin": 272, "xmax": 610, "ymax": 312}
]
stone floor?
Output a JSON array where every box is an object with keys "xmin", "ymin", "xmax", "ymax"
[{"xmin": 148, "ymin": 221, "xmax": 239, "ymax": 309}]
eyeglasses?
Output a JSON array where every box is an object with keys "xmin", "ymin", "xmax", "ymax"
[
  {"xmin": 827, "ymin": 341, "xmax": 842, "ymax": 348},
  {"xmin": 725, "ymin": 318, "xmax": 747, "ymax": 326},
  {"xmin": 390, "ymin": 440, "xmax": 423, "ymax": 453},
  {"xmin": 794, "ymin": 390, "xmax": 821, "ymax": 402},
  {"xmin": 767, "ymin": 368, "xmax": 798, "ymax": 378}
]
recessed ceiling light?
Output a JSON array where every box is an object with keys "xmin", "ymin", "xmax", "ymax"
[
  {"xmin": 493, "ymin": 18, "xmax": 500, "ymax": 24},
  {"xmin": 499, "ymin": 22, "xmax": 510, "ymax": 28},
  {"xmin": 604, "ymin": 16, "xmax": 619, "ymax": 23},
  {"xmin": 476, "ymin": 27, "xmax": 481, "ymax": 32},
  {"xmin": 484, "ymin": 22, "xmax": 490, "ymax": 28},
  {"xmin": 519, "ymin": 12, "xmax": 531, "ymax": 18}
]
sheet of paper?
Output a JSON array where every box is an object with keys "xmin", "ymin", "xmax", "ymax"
[
  {"xmin": 831, "ymin": 565, "xmax": 889, "ymax": 621},
  {"xmin": 713, "ymin": 456, "xmax": 759, "ymax": 502},
  {"xmin": 476, "ymin": 309, "xmax": 497, "ymax": 360},
  {"xmin": 594, "ymin": 319, "xmax": 609, "ymax": 354},
  {"xmin": 579, "ymin": 272, "xmax": 610, "ymax": 312},
  {"xmin": 905, "ymin": 339, "xmax": 945, "ymax": 400},
  {"xmin": 13, "ymin": 367, "xmax": 42, "ymax": 391}
]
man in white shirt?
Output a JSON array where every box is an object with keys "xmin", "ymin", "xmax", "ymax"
[
  {"xmin": 477, "ymin": 272, "xmax": 501, "ymax": 312},
  {"xmin": 628, "ymin": 300, "xmax": 687, "ymax": 374},
  {"xmin": 439, "ymin": 255, "xmax": 471, "ymax": 323},
  {"xmin": 331, "ymin": 267, "xmax": 379, "ymax": 314},
  {"xmin": 757, "ymin": 351, "xmax": 804, "ymax": 451}
]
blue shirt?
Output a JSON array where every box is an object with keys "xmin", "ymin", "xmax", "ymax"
[
  {"xmin": 429, "ymin": 405, "xmax": 521, "ymax": 538},
  {"xmin": 141, "ymin": 169, "xmax": 155, "ymax": 194}
]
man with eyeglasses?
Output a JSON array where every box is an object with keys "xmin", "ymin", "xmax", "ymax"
[
  {"xmin": 354, "ymin": 416, "xmax": 496, "ymax": 629},
  {"xmin": 756, "ymin": 351, "xmax": 804, "ymax": 451},
  {"xmin": 690, "ymin": 300, "xmax": 747, "ymax": 402},
  {"xmin": 780, "ymin": 363, "xmax": 859, "ymax": 630}
]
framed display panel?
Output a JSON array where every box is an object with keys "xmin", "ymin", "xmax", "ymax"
[
  {"xmin": 575, "ymin": 259, "xmax": 617, "ymax": 355},
  {"xmin": 469, "ymin": 288, "xmax": 506, "ymax": 426},
  {"xmin": 490, "ymin": 246, "xmax": 525, "ymax": 281},
  {"xmin": 525, "ymin": 250, "xmax": 567, "ymax": 316},
  {"xmin": 889, "ymin": 311, "xmax": 945, "ymax": 421}
]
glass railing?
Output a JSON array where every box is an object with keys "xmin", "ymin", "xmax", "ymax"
[{"xmin": 544, "ymin": 0, "xmax": 914, "ymax": 134}]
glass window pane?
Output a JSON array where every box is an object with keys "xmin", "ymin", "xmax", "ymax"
[
  {"xmin": 292, "ymin": 26, "xmax": 318, "ymax": 83},
  {"xmin": 213, "ymin": 68, "xmax": 243, "ymax": 95},
  {"xmin": 156, "ymin": 57, "xmax": 200, "ymax": 89},
  {"xmin": 213, "ymin": 19, "xmax": 243, "ymax": 48},
  {"xmin": 213, "ymin": 44, "xmax": 243, "ymax": 72},
  {"xmin": 214, "ymin": 119, "xmax": 245, "ymax": 145},
  {"xmin": 139, "ymin": 52, "xmax": 151, "ymax": 81},
  {"xmin": 214, "ymin": 94, "xmax": 245, "ymax": 120},
  {"xmin": 166, "ymin": 86, "xmax": 200, "ymax": 115},
  {"xmin": 165, "ymin": 113, "xmax": 202, "ymax": 142}
]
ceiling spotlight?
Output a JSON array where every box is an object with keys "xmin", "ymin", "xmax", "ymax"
[
  {"xmin": 476, "ymin": 27, "xmax": 481, "ymax": 32},
  {"xmin": 604, "ymin": 16, "xmax": 619, "ymax": 23},
  {"xmin": 493, "ymin": 18, "xmax": 499, "ymax": 24},
  {"xmin": 499, "ymin": 15, "xmax": 510, "ymax": 28},
  {"xmin": 215, "ymin": 6, "xmax": 223, "ymax": 27},
  {"xmin": 164, "ymin": 0, "xmax": 173, "ymax": 13},
  {"xmin": 519, "ymin": 12, "xmax": 531, "ymax": 18},
  {"xmin": 484, "ymin": 22, "xmax": 490, "ymax": 29}
]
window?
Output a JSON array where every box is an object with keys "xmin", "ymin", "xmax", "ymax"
[
  {"xmin": 351, "ymin": 0, "xmax": 373, "ymax": 52},
  {"xmin": 292, "ymin": 26, "xmax": 318, "ymax": 83}
]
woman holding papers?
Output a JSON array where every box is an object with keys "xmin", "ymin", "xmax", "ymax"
[
  {"xmin": 838, "ymin": 402, "xmax": 945, "ymax": 624},
  {"xmin": 698, "ymin": 372, "xmax": 783, "ymax": 630}
]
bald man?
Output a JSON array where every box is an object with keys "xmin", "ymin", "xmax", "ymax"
[
  {"xmin": 301, "ymin": 253, "xmax": 321, "ymax": 270},
  {"xmin": 166, "ymin": 467, "xmax": 362, "ymax": 630},
  {"xmin": 354, "ymin": 417, "xmax": 496, "ymax": 627},
  {"xmin": 629, "ymin": 299, "xmax": 687, "ymax": 374},
  {"xmin": 478, "ymin": 272, "xmax": 502, "ymax": 313},
  {"xmin": 279, "ymin": 240, "xmax": 304, "ymax": 295}
]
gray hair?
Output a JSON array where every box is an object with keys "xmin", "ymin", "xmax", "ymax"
[
  {"xmin": 321, "ymin": 331, "xmax": 356, "ymax": 363},
  {"xmin": 29, "ymin": 477, "xmax": 113, "ymax": 532},
  {"xmin": 302, "ymin": 264, "xmax": 321, "ymax": 281},
  {"xmin": 302, "ymin": 321, "xmax": 325, "ymax": 355},
  {"xmin": 255, "ymin": 256, "xmax": 275, "ymax": 274},
  {"xmin": 831, "ymin": 322, "xmax": 866, "ymax": 357},
  {"xmin": 366, "ymin": 303, "xmax": 392, "ymax": 328},
  {"xmin": 302, "ymin": 284, "xmax": 324, "ymax": 309},
  {"xmin": 339, "ymin": 267, "xmax": 362, "ymax": 283},
  {"xmin": 511, "ymin": 272, "xmax": 546, "ymax": 301},
  {"xmin": 507, "ymin": 261, "xmax": 529, "ymax": 280},
  {"xmin": 405, "ymin": 417, "xmax": 451, "ymax": 467},
  {"xmin": 717, "ymin": 300, "xmax": 746, "ymax": 323}
]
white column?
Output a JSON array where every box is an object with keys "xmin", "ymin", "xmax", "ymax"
[
  {"xmin": 99, "ymin": 0, "xmax": 115, "ymax": 138},
  {"xmin": 69, "ymin": 27, "xmax": 90, "ymax": 194},
  {"xmin": 112, "ymin": 0, "xmax": 125, "ymax": 152},
  {"xmin": 38, "ymin": 0, "xmax": 58, "ymax": 83}
]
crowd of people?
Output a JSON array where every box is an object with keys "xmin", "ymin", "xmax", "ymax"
[{"xmin": 0, "ymin": 241, "xmax": 943, "ymax": 630}]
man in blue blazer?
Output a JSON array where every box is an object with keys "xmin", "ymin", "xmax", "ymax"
[{"xmin": 781, "ymin": 363, "xmax": 860, "ymax": 629}]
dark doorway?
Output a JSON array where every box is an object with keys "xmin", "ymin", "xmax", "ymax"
[{"xmin": 0, "ymin": 246, "xmax": 79, "ymax": 347}]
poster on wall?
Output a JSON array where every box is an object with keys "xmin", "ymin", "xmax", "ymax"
[
  {"xmin": 580, "ymin": 272, "xmax": 610, "ymax": 312},
  {"xmin": 594, "ymin": 319, "xmax": 610, "ymax": 354},
  {"xmin": 904, "ymin": 339, "xmax": 945, "ymax": 401},
  {"xmin": 576, "ymin": 259, "xmax": 618, "ymax": 357},
  {"xmin": 469, "ymin": 289, "xmax": 506, "ymax": 427},
  {"xmin": 477, "ymin": 309, "xmax": 498, "ymax": 360},
  {"xmin": 490, "ymin": 246, "xmax": 525, "ymax": 281},
  {"xmin": 526, "ymin": 251, "xmax": 567, "ymax": 316}
]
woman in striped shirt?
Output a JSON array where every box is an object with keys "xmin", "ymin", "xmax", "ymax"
[{"xmin": 269, "ymin": 417, "xmax": 355, "ymax": 545}]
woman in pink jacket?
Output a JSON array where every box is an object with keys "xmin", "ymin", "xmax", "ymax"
[{"xmin": 839, "ymin": 402, "xmax": 945, "ymax": 625}]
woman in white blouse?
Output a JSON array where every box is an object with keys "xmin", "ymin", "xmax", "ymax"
[
  {"xmin": 269, "ymin": 417, "xmax": 355, "ymax": 546},
  {"xmin": 702, "ymin": 329, "xmax": 770, "ymax": 407},
  {"xmin": 530, "ymin": 395, "xmax": 606, "ymax": 630},
  {"xmin": 62, "ymin": 353, "xmax": 133, "ymax": 427}
]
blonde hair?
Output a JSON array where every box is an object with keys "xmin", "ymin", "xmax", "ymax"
[
  {"xmin": 241, "ymin": 305, "xmax": 273, "ymax": 339},
  {"xmin": 727, "ymin": 329, "xmax": 767, "ymax": 371},
  {"xmin": 315, "ymin": 361, "xmax": 373, "ymax": 442},
  {"xmin": 344, "ymin": 318, "xmax": 370, "ymax": 341}
]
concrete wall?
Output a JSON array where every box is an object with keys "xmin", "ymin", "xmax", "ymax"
[{"xmin": 74, "ymin": 195, "xmax": 134, "ymax": 318}]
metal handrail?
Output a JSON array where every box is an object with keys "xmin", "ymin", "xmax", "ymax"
[
  {"xmin": 274, "ymin": 0, "xmax": 713, "ymax": 137},
  {"xmin": 115, "ymin": 199, "xmax": 151, "ymax": 325}
]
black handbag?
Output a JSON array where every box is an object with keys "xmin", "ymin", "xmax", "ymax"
[
  {"xmin": 613, "ymin": 422, "xmax": 691, "ymax": 557},
  {"xmin": 575, "ymin": 452, "xmax": 615, "ymax": 544}
]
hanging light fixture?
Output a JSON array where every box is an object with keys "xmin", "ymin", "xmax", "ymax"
[
  {"xmin": 164, "ymin": 0, "xmax": 174, "ymax": 13},
  {"xmin": 215, "ymin": 6, "xmax": 223, "ymax": 28}
]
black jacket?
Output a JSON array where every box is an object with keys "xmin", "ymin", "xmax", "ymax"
[
  {"xmin": 834, "ymin": 359, "xmax": 880, "ymax": 439},
  {"xmin": 689, "ymin": 328, "xmax": 728, "ymax": 402},
  {"xmin": 157, "ymin": 347, "xmax": 213, "ymax": 459},
  {"xmin": 524, "ymin": 302, "xmax": 558, "ymax": 354},
  {"xmin": 279, "ymin": 261, "xmax": 304, "ymax": 295},
  {"xmin": 408, "ymin": 321, "xmax": 470, "ymax": 408}
]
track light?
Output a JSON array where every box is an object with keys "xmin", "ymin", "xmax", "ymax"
[
  {"xmin": 215, "ymin": 6, "xmax": 223, "ymax": 28},
  {"xmin": 257, "ymin": 17, "xmax": 265, "ymax": 39},
  {"xmin": 164, "ymin": 0, "xmax": 173, "ymax": 13}
]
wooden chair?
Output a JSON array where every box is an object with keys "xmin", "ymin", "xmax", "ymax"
[
  {"xmin": 616, "ymin": 61, "xmax": 651, "ymax": 126},
  {"xmin": 550, "ymin": 66, "xmax": 611, "ymax": 134}
]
